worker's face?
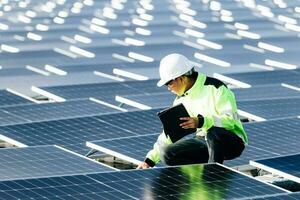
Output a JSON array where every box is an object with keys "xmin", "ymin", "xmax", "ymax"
[{"xmin": 165, "ymin": 77, "xmax": 185, "ymax": 96}]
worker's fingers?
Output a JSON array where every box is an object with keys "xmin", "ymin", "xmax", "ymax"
[
  {"xmin": 180, "ymin": 117, "xmax": 190, "ymax": 121},
  {"xmin": 136, "ymin": 162, "xmax": 150, "ymax": 169},
  {"xmin": 181, "ymin": 122, "xmax": 194, "ymax": 128}
]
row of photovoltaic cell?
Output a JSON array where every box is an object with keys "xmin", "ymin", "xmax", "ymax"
[
  {"xmin": 0, "ymin": 164, "xmax": 287, "ymax": 200},
  {"xmin": 41, "ymin": 79, "xmax": 165, "ymax": 100},
  {"xmin": 0, "ymin": 99, "xmax": 123, "ymax": 127},
  {"xmin": 85, "ymin": 116, "xmax": 300, "ymax": 167},
  {"xmin": 0, "ymin": 109, "xmax": 162, "ymax": 155},
  {"xmin": 226, "ymin": 69, "xmax": 300, "ymax": 87},
  {"xmin": 0, "ymin": 145, "xmax": 113, "ymax": 182},
  {"xmin": 0, "ymin": 90, "xmax": 31, "ymax": 108}
]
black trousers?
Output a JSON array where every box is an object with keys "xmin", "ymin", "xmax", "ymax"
[{"xmin": 162, "ymin": 127, "xmax": 245, "ymax": 165}]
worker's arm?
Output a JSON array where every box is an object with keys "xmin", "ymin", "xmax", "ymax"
[
  {"xmin": 202, "ymin": 85, "xmax": 239, "ymax": 131},
  {"xmin": 136, "ymin": 132, "xmax": 172, "ymax": 169}
]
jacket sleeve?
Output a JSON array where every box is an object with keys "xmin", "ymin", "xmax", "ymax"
[
  {"xmin": 201, "ymin": 85, "xmax": 238, "ymax": 131},
  {"xmin": 145, "ymin": 131, "xmax": 172, "ymax": 167}
]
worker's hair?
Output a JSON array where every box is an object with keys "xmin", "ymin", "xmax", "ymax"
[{"xmin": 183, "ymin": 67, "xmax": 198, "ymax": 80}]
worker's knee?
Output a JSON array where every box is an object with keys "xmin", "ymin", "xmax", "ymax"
[{"xmin": 162, "ymin": 147, "xmax": 177, "ymax": 166}]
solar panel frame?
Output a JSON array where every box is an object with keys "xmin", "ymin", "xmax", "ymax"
[{"xmin": 250, "ymin": 153, "xmax": 300, "ymax": 184}]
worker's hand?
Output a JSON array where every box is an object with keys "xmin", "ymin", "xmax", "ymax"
[
  {"xmin": 179, "ymin": 117, "xmax": 199, "ymax": 129},
  {"xmin": 136, "ymin": 162, "xmax": 150, "ymax": 169}
]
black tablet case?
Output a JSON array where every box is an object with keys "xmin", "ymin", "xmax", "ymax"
[{"xmin": 157, "ymin": 103, "xmax": 196, "ymax": 142}]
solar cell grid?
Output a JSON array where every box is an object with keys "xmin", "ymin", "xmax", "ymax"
[
  {"xmin": 0, "ymin": 108, "xmax": 165, "ymax": 154},
  {"xmin": 227, "ymin": 70, "xmax": 300, "ymax": 86},
  {"xmin": 233, "ymin": 84, "xmax": 300, "ymax": 101},
  {"xmin": 96, "ymin": 108, "xmax": 163, "ymax": 133},
  {"xmin": 0, "ymin": 99, "xmax": 119, "ymax": 125},
  {"xmin": 0, "ymin": 145, "xmax": 112, "ymax": 181},
  {"xmin": 0, "ymin": 164, "xmax": 286, "ymax": 200},
  {"xmin": 215, "ymin": 114, "xmax": 298, "ymax": 158},
  {"xmin": 42, "ymin": 79, "xmax": 165, "ymax": 100},
  {"xmin": 0, "ymin": 110, "xmax": 30, "ymax": 126},
  {"xmin": 238, "ymin": 98, "xmax": 300, "ymax": 120},
  {"xmin": 0, "ymin": 90, "xmax": 30, "ymax": 108},
  {"xmin": 121, "ymin": 92, "xmax": 172, "ymax": 108},
  {"xmin": 0, "ymin": 115, "xmax": 136, "ymax": 154}
]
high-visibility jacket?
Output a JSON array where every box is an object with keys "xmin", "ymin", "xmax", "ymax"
[{"xmin": 145, "ymin": 73, "xmax": 248, "ymax": 166}]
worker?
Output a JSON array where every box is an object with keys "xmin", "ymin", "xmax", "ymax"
[{"xmin": 137, "ymin": 53, "xmax": 247, "ymax": 169}]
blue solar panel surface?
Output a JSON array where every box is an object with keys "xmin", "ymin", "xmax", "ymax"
[
  {"xmin": 0, "ymin": 90, "xmax": 31, "ymax": 108},
  {"xmin": 121, "ymin": 92, "xmax": 172, "ymax": 108},
  {"xmin": 0, "ymin": 109, "xmax": 162, "ymax": 154},
  {"xmin": 0, "ymin": 99, "xmax": 119, "ymax": 126},
  {"xmin": 226, "ymin": 70, "xmax": 300, "ymax": 87},
  {"xmin": 0, "ymin": 164, "xmax": 286, "ymax": 200},
  {"xmin": 41, "ymin": 79, "xmax": 164, "ymax": 100},
  {"xmin": 95, "ymin": 108, "xmax": 162, "ymax": 134},
  {"xmin": 233, "ymin": 84, "xmax": 300, "ymax": 101},
  {"xmin": 0, "ymin": 145, "xmax": 112, "ymax": 181},
  {"xmin": 228, "ymin": 117, "xmax": 300, "ymax": 166},
  {"xmin": 2, "ymin": 0, "xmax": 300, "ymax": 199},
  {"xmin": 238, "ymin": 98, "xmax": 300, "ymax": 120}
]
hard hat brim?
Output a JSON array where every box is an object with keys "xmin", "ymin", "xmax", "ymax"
[{"xmin": 157, "ymin": 79, "xmax": 167, "ymax": 87}]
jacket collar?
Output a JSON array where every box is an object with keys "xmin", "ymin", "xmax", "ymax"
[{"xmin": 180, "ymin": 73, "xmax": 206, "ymax": 97}]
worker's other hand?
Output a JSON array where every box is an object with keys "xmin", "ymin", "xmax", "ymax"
[
  {"xmin": 179, "ymin": 117, "xmax": 199, "ymax": 129},
  {"xmin": 136, "ymin": 162, "xmax": 150, "ymax": 169}
]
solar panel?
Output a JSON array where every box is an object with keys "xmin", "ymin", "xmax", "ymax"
[
  {"xmin": 95, "ymin": 108, "xmax": 163, "ymax": 134},
  {"xmin": 0, "ymin": 109, "xmax": 163, "ymax": 154},
  {"xmin": 41, "ymin": 79, "xmax": 164, "ymax": 100},
  {"xmin": 120, "ymin": 92, "xmax": 172, "ymax": 108},
  {"xmin": 250, "ymin": 154, "xmax": 300, "ymax": 184},
  {"xmin": 225, "ymin": 145, "xmax": 278, "ymax": 167},
  {"xmin": 233, "ymin": 84, "xmax": 300, "ymax": 101},
  {"xmin": 0, "ymin": 110, "xmax": 31, "ymax": 126},
  {"xmin": 0, "ymin": 99, "xmax": 119, "ymax": 126},
  {"xmin": 226, "ymin": 117, "xmax": 300, "ymax": 166},
  {"xmin": 0, "ymin": 90, "xmax": 31, "ymax": 108},
  {"xmin": 226, "ymin": 70, "xmax": 300, "ymax": 86},
  {"xmin": 0, "ymin": 164, "xmax": 286, "ymax": 199},
  {"xmin": 0, "ymin": 145, "xmax": 113, "ymax": 181},
  {"xmin": 238, "ymin": 98, "xmax": 300, "ymax": 120}
]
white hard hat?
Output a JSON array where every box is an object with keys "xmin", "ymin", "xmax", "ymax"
[{"xmin": 157, "ymin": 53, "xmax": 193, "ymax": 87}]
